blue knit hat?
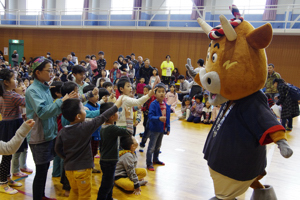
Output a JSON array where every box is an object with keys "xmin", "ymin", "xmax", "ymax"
[{"xmin": 154, "ymin": 83, "xmax": 166, "ymax": 91}]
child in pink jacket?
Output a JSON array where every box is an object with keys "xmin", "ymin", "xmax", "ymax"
[
  {"xmin": 149, "ymin": 68, "xmax": 161, "ymax": 89},
  {"xmin": 165, "ymin": 84, "xmax": 178, "ymax": 113}
]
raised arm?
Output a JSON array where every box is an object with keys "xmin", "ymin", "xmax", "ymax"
[{"xmin": 0, "ymin": 120, "xmax": 33, "ymax": 155}]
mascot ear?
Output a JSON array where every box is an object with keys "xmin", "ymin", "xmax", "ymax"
[{"xmin": 246, "ymin": 23, "xmax": 273, "ymax": 49}]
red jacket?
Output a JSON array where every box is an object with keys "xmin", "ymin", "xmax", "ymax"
[
  {"xmin": 136, "ymin": 83, "xmax": 146, "ymax": 94},
  {"xmin": 142, "ymin": 95, "xmax": 156, "ymax": 114},
  {"xmin": 110, "ymin": 68, "xmax": 122, "ymax": 82}
]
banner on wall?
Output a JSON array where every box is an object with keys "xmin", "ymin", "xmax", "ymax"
[{"xmin": 4, "ymin": 47, "xmax": 8, "ymax": 55}]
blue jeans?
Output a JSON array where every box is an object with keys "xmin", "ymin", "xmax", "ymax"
[
  {"xmin": 146, "ymin": 131, "xmax": 164, "ymax": 166},
  {"xmin": 140, "ymin": 114, "xmax": 150, "ymax": 147},
  {"xmin": 187, "ymin": 115, "xmax": 201, "ymax": 123},
  {"xmin": 12, "ymin": 148, "xmax": 28, "ymax": 173},
  {"xmin": 178, "ymin": 93, "xmax": 186, "ymax": 102},
  {"xmin": 97, "ymin": 160, "xmax": 117, "ymax": 200},
  {"xmin": 140, "ymin": 128, "xmax": 150, "ymax": 148}
]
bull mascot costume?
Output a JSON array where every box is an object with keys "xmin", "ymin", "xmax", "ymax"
[{"xmin": 186, "ymin": 5, "xmax": 293, "ymax": 200}]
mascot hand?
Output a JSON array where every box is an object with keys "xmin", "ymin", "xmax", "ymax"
[
  {"xmin": 276, "ymin": 139, "xmax": 293, "ymax": 158},
  {"xmin": 185, "ymin": 58, "xmax": 197, "ymax": 78}
]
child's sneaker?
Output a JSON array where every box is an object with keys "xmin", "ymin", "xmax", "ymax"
[
  {"xmin": 0, "ymin": 185, "xmax": 18, "ymax": 194},
  {"xmin": 178, "ymin": 116, "xmax": 185, "ymax": 120},
  {"xmin": 147, "ymin": 165, "xmax": 155, "ymax": 171},
  {"xmin": 13, "ymin": 172, "xmax": 28, "ymax": 177},
  {"xmin": 7, "ymin": 180, "xmax": 22, "ymax": 187},
  {"xmin": 139, "ymin": 146, "xmax": 144, "ymax": 152},
  {"xmin": 153, "ymin": 161, "xmax": 165, "ymax": 165},
  {"xmin": 20, "ymin": 168, "xmax": 33, "ymax": 173},
  {"xmin": 286, "ymin": 127, "xmax": 292, "ymax": 131},
  {"xmin": 139, "ymin": 180, "xmax": 148, "ymax": 186}
]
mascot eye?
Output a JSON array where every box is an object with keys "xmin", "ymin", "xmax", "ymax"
[
  {"xmin": 212, "ymin": 53, "xmax": 217, "ymax": 63},
  {"xmin": 207, "ymin": 52, "xmax": 210, "ymax": 60}
]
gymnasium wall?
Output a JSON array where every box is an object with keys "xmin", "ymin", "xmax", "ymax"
[{"xmin": 0, "ymin": 28, "xmax": 299, "ymax": 87}]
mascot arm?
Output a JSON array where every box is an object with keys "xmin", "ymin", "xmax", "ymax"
[
  {"xmin": 269, "ymin": 131, "xmax": 293, "ymax": 158},
  {"xmin": 269, "ymin": 130, "xmax": 286, "ymax": 143}
]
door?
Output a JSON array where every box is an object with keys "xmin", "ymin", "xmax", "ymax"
[{"xmin": 9, "ymin": 39, "xmax": 24, "ymax": 67}]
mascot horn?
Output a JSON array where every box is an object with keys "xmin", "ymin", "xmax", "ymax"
[{"xmin": 186, "ymin": 5, "xmax": 293, "ymax": 200}]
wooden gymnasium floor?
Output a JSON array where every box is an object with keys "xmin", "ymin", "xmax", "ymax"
[{"xmin": 0, "ymin": 106, "xmax": 299, "ymax": 200}]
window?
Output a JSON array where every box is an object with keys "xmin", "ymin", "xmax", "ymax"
[
  {"xmin": 0, "ymin": 0, "xmax": 5, "ymax": 13},
  {"xmin": 65, "ymin": 0, "xmax": 84, "ymax": 15},
  {"xmin": 111, "ymin": 0, "xmax": 134, "ymax": 15},
  {"xmin": 233, "ymin": 0, "xmax": 266, "ymax": 14},
  {"xmin": 26, "ymin": 0, "xmax": 42, "ymax": 15},
  {"xmin": 166, "ymin": 0, "xmax": 193, "ymax": 14}
]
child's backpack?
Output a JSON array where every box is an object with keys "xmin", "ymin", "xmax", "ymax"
[{"xmin": 287, "ymin": 83, "xmax": 300, "ymax": 101}]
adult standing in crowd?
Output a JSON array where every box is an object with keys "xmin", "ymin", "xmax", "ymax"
[
  {"xmin": 177, "ymin": 75, "xmax": 192, "ymax": 102},
  {"xmin": 85, "ymin": 55, "xmax": 92, "ymax": 80},
  {"xmin": 126, "ymin": 55, "xmax": 132, "ymax": 63},
  {"xmin": 160, "ymin": 55, "xmax": 174, "ymax": 85},
  {"xmin": 117, "ymin": 55, "xmax": 124, "ymax": 65},
  {"xmin": 135, "ymin": 56, "xmax": 144, "ymax": 81},
  {"xmin": 139, "ymin": 58, "xmax": 153, "ymax": 84},
  {"xmin": 60, "ymin": 57, "xmax": 70, "ymax": 82},
  {"xmin": 67, "ymin": 54, "xmax": 74, "ymax": 71},
  {"xmin": 273, "ymin": 78, "xmax": 299, "ymax": 131},
  {"xmin": 265, "ymin": 63, "xmax": 281, "ymax": 101},
  {"xmin": 12, "ymin": 50, "xmax": 19, "ymax": 67},
  {"xmin": 0, "ymin": 51, "xmax": 5, "ymax": 61},
  {"xmin": 46, "ymin": 52, "xmax": 53, "ymax": 64},
  {"xmin": 189, "ymin": 59, "xmax": 204, "ymax": 98},
  {"xmin": 131, "ymin": 53, "xmax": 138, "ymax": 65},
  {"xmin": 71, "ymin": 52, "xmax": 78, "ymax": 65},
  {"xmin": 97, "ymin": 51, "xmax": 106, "ymax": 70}
]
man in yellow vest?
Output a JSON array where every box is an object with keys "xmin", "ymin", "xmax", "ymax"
[{"xmin": 160, "ymin": 55, "xmax": 174, "ymax": 86}]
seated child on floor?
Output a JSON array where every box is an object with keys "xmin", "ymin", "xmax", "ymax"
[
  {"xmin": 203, "ymin": 90, "xmax": 209, "ymax": 103},
  {"xmin": 55, "ymin": 98, "xmax": 122, "ymax": 200},
  {"xmin": 115, "ymin": 136, "xmax": 147, "ymax": 195},
  {"xmin": 187, "ymin": 94, "xmax": 204, "ymax": 123},
  {"xmin": 178, "ymin": 95, "xmax": 191, "ymax": 120},
  {"xmin": 201, "ymin": 101, "xmax": 212, "ymax": 124},
  {"xmin": 211, "ymin": 104, "xmax": 221, "ymax": 123}
]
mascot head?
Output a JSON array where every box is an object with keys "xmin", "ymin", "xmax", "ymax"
[{"xmin": 187, "ymin": 5, "xmax": 273, "ymax": 105}]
